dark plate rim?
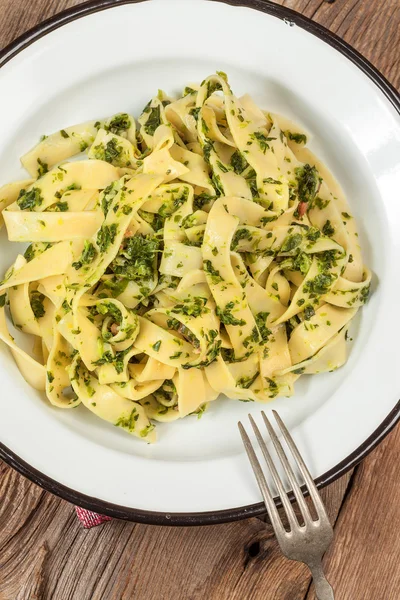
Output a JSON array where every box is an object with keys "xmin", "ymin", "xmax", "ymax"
[{"xmin": 0, "ymin": 0, "xmax": 399, "ymax": 526}]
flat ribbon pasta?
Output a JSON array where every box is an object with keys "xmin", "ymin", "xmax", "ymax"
[{"xmin": 0, "ymin": 71, "xmax": 370, "ymax": 442}]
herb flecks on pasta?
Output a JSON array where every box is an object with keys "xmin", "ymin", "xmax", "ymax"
[{"xmin": 0, "ymin": 73, "xmax": 370, "ymax": 442}]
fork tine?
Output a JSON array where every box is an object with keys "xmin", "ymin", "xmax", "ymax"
[
  {"xmin": 272, "ymin": 410, "xmax": 329, "ymax": 521},
  {"xmin": 248, "ymin": 414, "xmax": 298, "ymax": 530},
  {"xmin": 238, "ymin": 421, "xmax": 285, "ymax": 536},
  {"xmin": 261, "ymin": 411, "xmax": 313, "ymax": 524}
]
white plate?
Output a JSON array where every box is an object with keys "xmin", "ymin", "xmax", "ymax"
[{"xmin": 0, "ymin": 0, "xmax": 399, "ymax": 524}]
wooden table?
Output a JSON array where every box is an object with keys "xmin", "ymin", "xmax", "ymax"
[{"xmin": 0, "ymin": 1, "xmax": 399, "ymax": 598}]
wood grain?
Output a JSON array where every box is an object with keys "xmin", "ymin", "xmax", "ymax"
[
  {"xmin": 306, "ymin": 424, "xmax": 400, "ymax": 600},
  {"xmin": 0, "ymin": 0, "xmax": 399, "ymax": 91},
  {"xmin": 279, "ymin": 0, "xmax": 400, "ymax": 89},
  {"xmin": 0, "ymin": 461, "xmax": 351, "ymax": 600},
  {"xmin": 0, "ymin": 1, "xmax": 399, "ymax": 599}
]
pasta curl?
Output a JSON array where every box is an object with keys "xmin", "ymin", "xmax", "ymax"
[{"xmin": 0, "ymin": 74, "xmax": 370, "ymax": 442}]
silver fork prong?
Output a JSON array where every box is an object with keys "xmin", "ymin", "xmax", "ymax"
[
  {"xmin": 248, "ymin": 414, "xmax": 298, "ymax": 530},
  {"xmin": 272, "ymin": 410, "xmax": 328, "ymax": 522},
  {"xmin": 240, "ymin": 413, "xmax": 334, "ymax": 599},
  {"xmin": 261, "ymin": 411, "xmax": 313, "ymax": 524},
  {"xmin": 238, "ymin": 421, "xmax": 285, "ymax": 536}
]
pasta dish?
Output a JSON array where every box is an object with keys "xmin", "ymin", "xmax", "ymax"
[{"xmin": 0, "ymin": 72, "xmax": 370, "ymax": 442}]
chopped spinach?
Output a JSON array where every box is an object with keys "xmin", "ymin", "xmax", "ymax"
[
  {"xmin": 54, "ymin": 201, "xmax": 68, "ymax": 212},
  {"xmin": 96, "ymin": 223, "xmax": 118, "ymax": 252},
  {"xmin": 111, "ymin": 234, "xmax": 159, "ymax": 281},
  {"xmin": 250, "ymin": 132, "xmax": 276, "ymax": 154},
  {"xmin": 115, "ymin": 408, "xmax": 139, "ymax": 432},
  {"xmin": 285, "ymin": 131, "xmax": 307, "ymax": 144},
  {"xmin": 293, "ymin": 252, "xmax": 312, "ymax": 275},
  {"xmin": 107, "ymin": 113, "xmax": 131, "ymax": 135},
  {"xmin": 30, "ymin": 291, "xmax": 46, "ymax": 319},
  {"xmin": 237, "ymin": 371, "xmax": 259, "ymax": 389},
  {"xmin": 189, "ymin": 107, "xmax": 201, "ymax": 121},
  {"xmin": 306, "ymin": 227, "xmax": 321, "ymax": 243},
  {"xmin": 194, "ymin": 193, "xmax": 215, "ymax": 211},
  {"xmin": 102, "ymin": 277, "xmax": 129, "ymax": 298},
  {"xmin": 313, "ymin": 197, "xmax": 330, "ymax": 210},
  {"xmin": 295, "ymin": 164, "xmax": 319, "ymax": 205},
  {"xmin": 37, "ymin": 158, "xmax": 48, "ymax": 177},
  {"xmin": 171, "ymin": 297, "xmax": 209, "ymax": 318},
  {"xmin": 101, "ymin": 181, "xmax": 120, "ymax": 215},
  {"xmin": 322, "ymin": 220, "xmax": 335, "ymax": 237},
  {"xmin": 231, "ymin": 228, "xmax": 253, "ymax": 250},
  {"xmin": 72, "ymin": 241, "xmax": 97, "ymax": 270},
  {"xmin": 216, "ymin": 302, "xmax": 246, "ymax": 326},
  {"xmin": 281, "ymin": 233, "xmax": 302, "ymax": 253},
  {"xmin": 203, "ymin": 260, "xmax": 223, "ymax": 284},
  {"xmin": 183, "ymin": 86, "xmax": 197, "ymax": 96},
  {"xmin": 230, "ymin": 150, "xmax": 248, "ymax": 174},
  {"xmin": 93, "ymin": 138, "xmax": 123, "ymax": 164},
  {"xmin": 144, "ymin": 105, "xmax": 161, "ymax": 136},
  {"xmin": 17, "ymin": 187, "xmax": 43, "ymax": 211},
  {"xmin": 304, "ymin": 273, "xmax": 335, "ymax": 296}
]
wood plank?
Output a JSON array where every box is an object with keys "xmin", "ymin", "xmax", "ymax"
[
  {"xmin": 0, "ymin": 1, "xmax": 399, "ymax": 599},
  {"xmin": 306, "ymin": 424, "xmax": 400, "ymax": 600},
  {"xmin": 0, "ymin": 459, "xmax": 351, "ymax": 600},
  {"xmin": 0, "ymin": 0, "xmax": 83, "ymax": 50},
  {"xmin": 1, "ymin": 0, "xmax": 399, "ymax": 93},
  {"xmin": 280, "ymin": 0, "xmax": 400, "ymax": 89}
]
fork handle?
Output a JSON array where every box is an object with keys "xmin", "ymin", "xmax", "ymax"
[{"xmin": 309, "ymin": 561, "xmax": 334, "ymax": 600}]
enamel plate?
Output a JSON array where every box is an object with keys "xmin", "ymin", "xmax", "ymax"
[{"xmin": 0, "ymin": 0, "xmax": 399, "ymax": 524}]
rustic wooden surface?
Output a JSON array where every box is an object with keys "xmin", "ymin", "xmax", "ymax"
[{"xmin": 0, "ymin": 0, "xmax": 399, "ymax": 598}]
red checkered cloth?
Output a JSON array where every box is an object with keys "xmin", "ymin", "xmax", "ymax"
[{"xmin": 75, "ymin": 506, "xmax": 112, "ymax": 528}]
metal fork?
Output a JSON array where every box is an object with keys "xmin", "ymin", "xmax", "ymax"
[{"xmin": 239, "ymin": 410, "xmax": 334, "ymax": 600}]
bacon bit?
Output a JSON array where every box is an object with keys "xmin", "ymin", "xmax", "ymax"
[
  {"xmin": 110, "ymin": 323, "xmax": 119, "ymax": 335},
  {"xmin": 297, "ymin": 201, "xmax": 307, "ymax": 218},
  {"xmin": 124, "ymin": 230, "xmax": 133, "ymax": 238}
]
